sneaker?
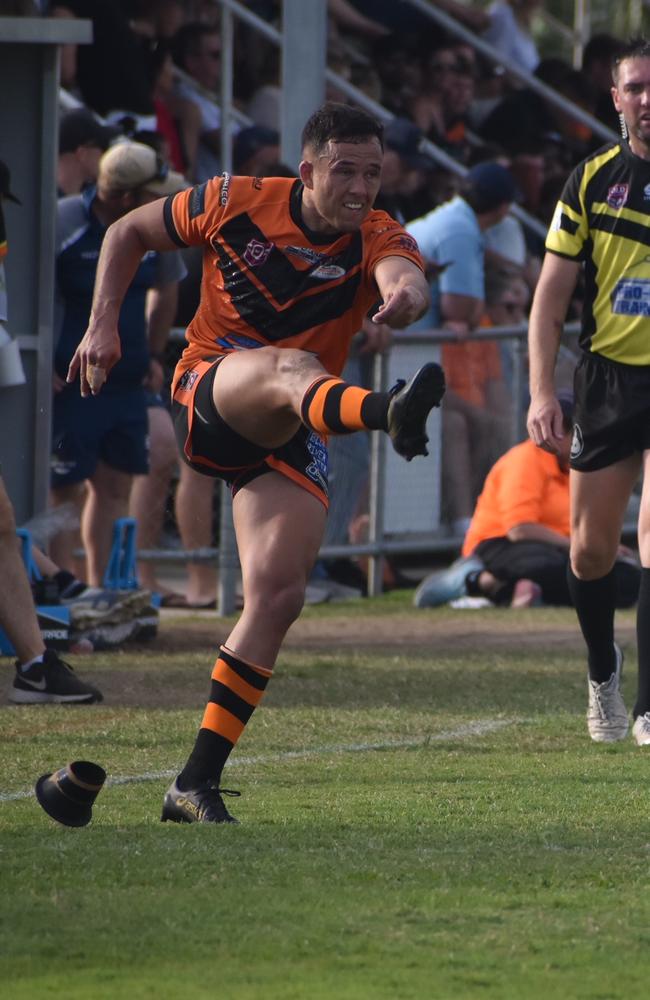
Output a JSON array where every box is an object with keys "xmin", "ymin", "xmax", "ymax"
[
  {"xmin": 64, "ymin": 587, "xmax": 152, "ymax": 628},
  {"xmin": 161, "ymin": 779, "xmax": 240, "ymax": 824},
  {"xmin": 9, "ymin": 649, "xmax": 103, "ymax": 705},
  {"xmin": 587, "ymin": 643, "xmax": 628, "ymax": 742},
  {"xmin": 413, "ymin": 555, "xmax": 484, "ymax": 608},
  {"xmin": 387, "ymin": 363, "xmax": 446, "ymax": 461},
  {"xmin": 632, "ymin": 712, "xmax": 650, "ymax": 746}
]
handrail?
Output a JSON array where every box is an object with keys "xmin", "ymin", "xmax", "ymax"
[{"xmin": 406, "ymin": 0, "xmax": 618, "ymax": 145}]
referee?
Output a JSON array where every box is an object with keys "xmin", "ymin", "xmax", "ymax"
[{"xmin": 527, "ymin": 37, "xmax": 650, "ymax": 746}]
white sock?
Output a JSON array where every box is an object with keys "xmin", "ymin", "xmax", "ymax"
[{"xmin": 19, "ymin": 654, "xmax": 45, "ymax": 672}]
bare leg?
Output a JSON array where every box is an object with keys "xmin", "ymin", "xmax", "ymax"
[
  {"xmin": 212, "ymin": 347, "xmax": 328, "ymax": 447},
  {"xmin": 129, "ymin": 406, "xmax": 179, "ymax": 593},
  {"xmin": 83, "ymin": 461, "xmax": 133, "ymax": 587},
  {"xmin": 226, "ymin": 471, "xmax": 327, "ymax": 665},
  {"xmin": 174, "ymin": 464, "xmax": 217, "ymax": 606},
  {"xmin": 0, "ymin": 478, "xmax": 44, "ymax": 663},
  {"xmin": 49, "ymin": 481, "xmax": 86, "ymax": 579}
]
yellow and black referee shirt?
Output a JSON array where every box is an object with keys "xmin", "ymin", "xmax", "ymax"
[{"xmin": 546, "ymin": 141, "xmax": 650, "ymax": 365}]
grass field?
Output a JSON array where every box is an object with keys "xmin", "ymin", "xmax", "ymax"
[{"xmin": 1, "ymin": 593, "xmax": 648, "ymax": 999}]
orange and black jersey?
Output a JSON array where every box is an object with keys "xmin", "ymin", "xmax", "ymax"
[
  {"xmin": 164, "ymin": 174, "xmax": 424, "ymax": 390},
  {"xmin": 546, "ymin": 141, "xmax": 650, "ymax": 365}
]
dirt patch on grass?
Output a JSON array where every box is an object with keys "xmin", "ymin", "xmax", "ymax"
[{"xmin": 1, "ymin": 607, "xmax": 636, "ymax": 711}]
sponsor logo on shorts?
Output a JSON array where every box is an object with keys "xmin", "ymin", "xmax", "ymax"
[
  {"xmin": 305, "ymin": 432, "xmax": 328, "ymax": 493},
  {"xmin": 570, "ymin": 423, "xmax": 584, "ymax": 460},
  {"xmin": 243, "ymin": 238, "xmax": 273, "ymax": 268},
  {"xmin": 607, "ymin": 183, "xmax": 629, "ymax": 209},
  {"xmin": 611, "ymin": 277, "xmax": 650, "ymax": 316},
  {"xmin": 178, "ymin": 369, "xmax": 199, "ymax": 391}
]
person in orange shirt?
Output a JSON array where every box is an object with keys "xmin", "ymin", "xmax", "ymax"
[
  {"xmin": 68, "ymin": 102, "xmax": 446, "ymax": 824},
  {"xmin": 415, "ymin": 393, "xmax": 640, "ymax": 608}
]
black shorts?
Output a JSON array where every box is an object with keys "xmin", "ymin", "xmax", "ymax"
[
  {"xmin": 172, "ymin": 358, "xmax": 329, "ymax": 507},
  {"xmin": 570, "ymin": 352, "xmax": 650, "ymax": 471}
]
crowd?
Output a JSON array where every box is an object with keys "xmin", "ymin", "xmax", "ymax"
[{"xmin": 0, "ymin": 1, "xmax": 644, "ymax": 718}]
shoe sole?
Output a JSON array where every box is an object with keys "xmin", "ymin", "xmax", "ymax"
[
  {"xmin": 389, "ymin": 363, "xmax": 446, "ymax": 460},
  {"xmin": 9, "ymin": 688, "xmax": 101, "ymax": 704}
]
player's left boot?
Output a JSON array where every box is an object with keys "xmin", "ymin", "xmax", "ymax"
[
  {"xmin": 387, "ymin": 362, "xmax": 446, "ymax": 461},
  {"xmin": 161, "ymin": 778, "xmax": 240, "ymax": 824}
]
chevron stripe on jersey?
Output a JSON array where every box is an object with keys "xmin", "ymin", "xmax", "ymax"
[
  {"xmin": 546, "ymin": 141, "xmax": 650, "ymax": 364},
  {"xmin": 166, "ymin": 175, "xmax": 424, "ymax": 390}
]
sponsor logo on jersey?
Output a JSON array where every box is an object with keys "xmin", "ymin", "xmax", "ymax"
[
  {"xmin": 243, "ymin": 238, "xmax": 273, "ymax": 268},
  {"xmin": 220, "ymin": 171, "xmax": 231, "ymax": 206},
  {"xmin": 570, "ymin": 423, "xmax": 584, "ymax": 460},
  {"xmin": 393, "ymin": 235, "xmax": 419, "ymax": 254},
  {"xmin": 607, "ymin": 183, "xmax": 629, "ymax": 209},
  {"xmin": 284, "ymin": 245, "xmax": 329, "ymax": 265},
  {"xmin": 550, "ymin": 205, "xmax": 563, "ymax": 232},
  {"xmin": 305, "ymin": 432, "xmax": 328, "ymax": 493},
  {"xmin": 310, "ymin": 263, "xmax": 346, "ymax": 280},
  {"xmin": 611, "ymin": 277, "xmax": 650, "ymax": 316},
  {"xmin": 216, "ymin": 333, "xmax": 264, "ymax": 351},
  {"xmin": 644, "ymin": 182, "xmax": 650, "ymax": 201}
]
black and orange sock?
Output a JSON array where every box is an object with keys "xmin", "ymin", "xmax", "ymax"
[
  {"xmin": 176, "ymin": 646, "xmax": 272, "ymax": 790},
  {"xmin": 301, "ymin": 376, "xmax": 390, "ymax": 435}
]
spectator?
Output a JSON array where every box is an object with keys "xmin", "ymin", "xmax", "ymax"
[
  {"xmin": 482, "ymin": 0, "xmax": 541, "ymax": 76},
  {"xmin": 146, "ymin": 39, "xmax": 202, "ymax": 177},
  {"xmin": 50, "ymin": 142, "xmax": 187, "ymax": 589},
  {"xmin": 581, "ymin": 33, "xmax": 625, "ymax": 138},
  {"xmin": 407, "ymin": 162, "xmax": 517, "ymax": 534},
  {"xmin": 0, "ymin": 157, "xmax": 101, "ymax": 704},
  {"xmin": 171, "ymin": 22, "xmax": 227, "ymax": 182},
  {"xmin": 57, "ymin": 107, "xmax": 118, "ymax": 197},
  {"xmin": 51, "ymin": 0, "xmax": 155, "ymax": 118},
  {"xmin": 374, "ymin": 117, "xmax": 436, "ymax": 225},
  {"xmin": 414, "ymin": 393, "xmax": 641, "ymax": 609},
  {"xmin": 232, "ymin": 125, "xmax": 280, "ymax": 176},
  {"xmin": 411, "ymin": 46, "xmax": 476, "ymax": 164}
]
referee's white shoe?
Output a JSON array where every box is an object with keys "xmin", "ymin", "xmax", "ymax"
[{"xmin": 587, "ymin": 642, "xmax": 628, "ymax": 742}]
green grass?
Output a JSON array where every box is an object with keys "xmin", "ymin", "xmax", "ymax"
[{"xmin": 0, "ymin": 596, "xmax": 646, "ymax": 999}]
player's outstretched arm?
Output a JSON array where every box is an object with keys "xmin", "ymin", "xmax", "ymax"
[
  {"xmin": 527, "ymin": 252, "xmax": 580, "ymax": 453},
  {"xmin": 67, "ymin": 199, "xmax": 178, "ymax": 397},
  {"xmin": 372, "ymin": 257, "xmax": 430, "ymax": 329}
]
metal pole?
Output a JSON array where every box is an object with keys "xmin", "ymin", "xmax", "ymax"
[
  {"xmin": 367, "ymin": 352, "xmax": 387, "ymax": 597},
  {"xmin": 217, "ymin": 482, "xmax": 238, "ymax": 616},
  {"xmin": 220, "ymin": 2, "xmax": 234, "ymax": 173},
  {"xmin": 280, "ymin": 0, "xmax": 326, "ymax": 169}
]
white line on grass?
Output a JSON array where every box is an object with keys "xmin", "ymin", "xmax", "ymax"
[{"xmin": 0, "ymin": 717, "xmax": 519, "ymax": 804}]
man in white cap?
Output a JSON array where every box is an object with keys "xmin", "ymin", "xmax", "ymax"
[{"xmin": 50, "ymin": 142, "xmax": 188, "ymax": 588}]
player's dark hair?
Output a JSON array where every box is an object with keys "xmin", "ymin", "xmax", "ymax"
[
  {"xmin": 612, "ymin": 37, "xmax": 650, "ymax": 81},
  {"xmin": 301, "ymin": 102, "xmax": 384, "ymax": 155}
]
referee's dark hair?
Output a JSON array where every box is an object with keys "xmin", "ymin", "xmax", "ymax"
[{"xmin": 612, "ymin": 37, "xmax": 650, "ymax": 81}]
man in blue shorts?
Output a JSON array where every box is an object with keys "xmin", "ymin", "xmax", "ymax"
[
  {"xmin": 528, "ymin": 37, "xmax": 650, "ymax": 746},
  {"xmin": 51, "ymin": 141, "xmax": 187, "ymax": 587}
]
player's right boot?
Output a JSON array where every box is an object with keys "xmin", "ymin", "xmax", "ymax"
[
  {"xmin": 387, "ymin": 362, "xmax": 446, "ymax": 461},
  {"xmin": 587, "ymin": 642, "xmax": 628, "ymax": 742},
  {"xmin": 161, "ymin": 778, "xmax": 240, "ymax": 824}
]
